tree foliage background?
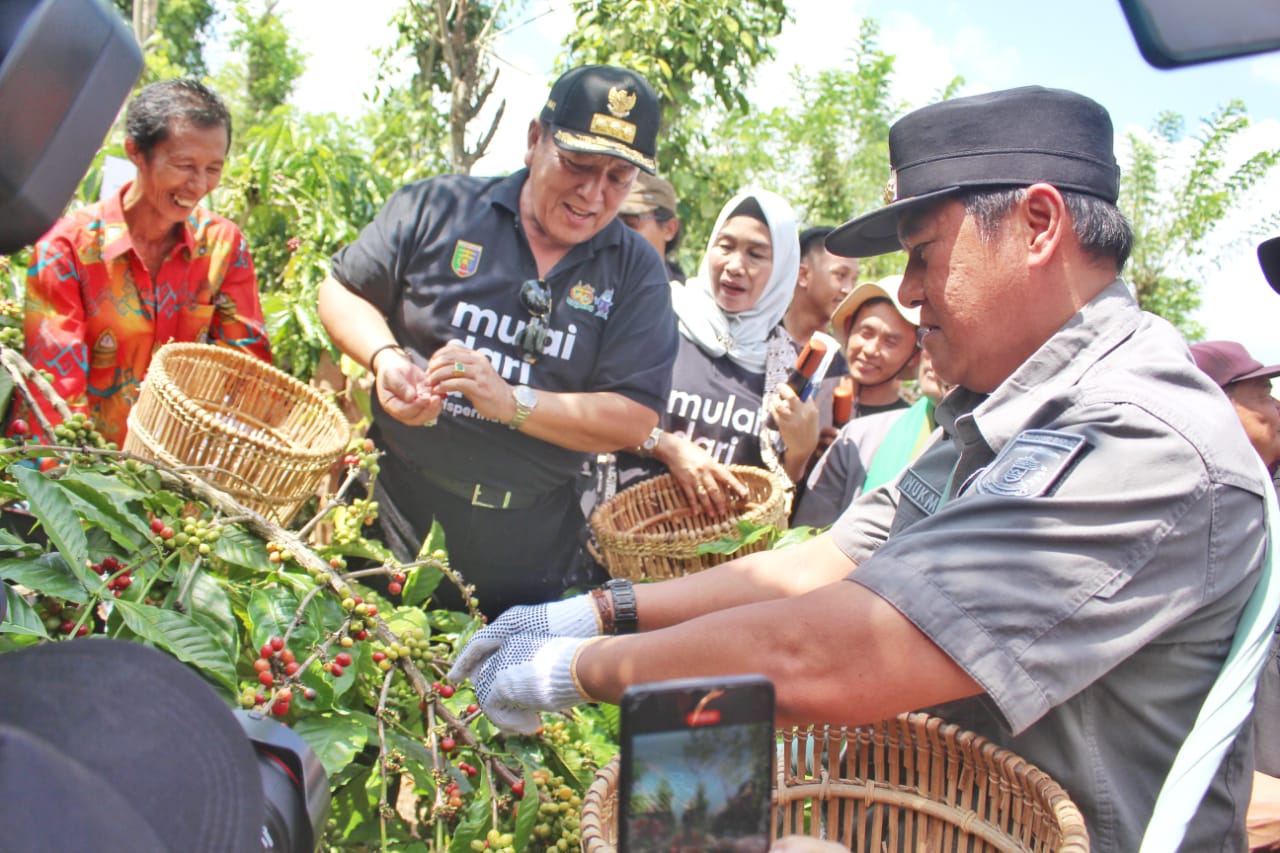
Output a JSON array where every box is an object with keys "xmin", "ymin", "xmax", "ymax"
[{"xmin": 9, "ymin": 0, "xmax": 1278, "ymax": 370}]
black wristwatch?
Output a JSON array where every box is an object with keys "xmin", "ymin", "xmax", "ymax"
[{"xmin": 605, "ymin": 578, "xmax": 638, "ymax": 634}]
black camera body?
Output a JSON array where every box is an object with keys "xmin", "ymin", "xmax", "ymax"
[
  {"xmin": 235, "ymin": 710, "xmax": 331, "ymax": 852},
  {"xmin": 0, "ymin": 0, "xmax": 143, "ymax": 254}
]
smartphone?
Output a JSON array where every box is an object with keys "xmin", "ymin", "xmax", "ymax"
[{"xmin": 619, "ymin": 675, "xmax": 775, "ymax": 853}]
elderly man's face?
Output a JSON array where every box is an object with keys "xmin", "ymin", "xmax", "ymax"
[
  {"xmin": 521, "ymin": 123, "xmax": 638, "ymax": 253},
  {"xmin": 1226, "ymin": 377, "xmax": 1280, "ymax": 470},
  {"xmin": 896, "ymin": 198, "xmax": 1039, "ymax": 393}
]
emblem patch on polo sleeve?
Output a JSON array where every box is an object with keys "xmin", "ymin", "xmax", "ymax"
[
  {"xmin": 451, "ymin": 240, "xmax": 483, "ymax": 277},
  {"xmin": 972, "ymin": 429, "xmax": 1088, "ymax": 498}
]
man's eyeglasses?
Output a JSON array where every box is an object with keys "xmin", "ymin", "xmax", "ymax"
[{"xmin": 517, "ymin": 279, "xmax": 552, "ymax": 363}]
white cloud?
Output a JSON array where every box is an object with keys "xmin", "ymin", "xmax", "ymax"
[
  {"xmin": 277, "ymin": 0, "xmax": 402, "ymax": 118},
  {"xmin": 1252, "ymin": 54, "xmax": 1280, "ymax": 87},
  {"xmin": 1194, "ymin": 116, "xmax": 1280, "ymax": 361}
]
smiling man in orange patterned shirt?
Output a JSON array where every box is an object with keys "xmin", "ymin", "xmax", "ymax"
[{"xmin": 23, "ymin": 78, "xmax": 270, "ymax": 446}]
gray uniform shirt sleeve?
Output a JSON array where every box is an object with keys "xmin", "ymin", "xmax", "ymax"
[
  {"xmin": 797, "ymin": 411, "xmax": 904, "ymax": 529},
  {"xmin": 837, "ymin": 400, "xmax": 1262, "ymax": 735},
  {"xmin": 794, "ymin": 432, "xmax": 866, "ymax": 528}
]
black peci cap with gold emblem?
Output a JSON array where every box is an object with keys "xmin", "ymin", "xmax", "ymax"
[
  {"xmin": 827, "ymin": 86, "xmax": 1121, "ymax": 258},
  {"xmin": 539, "ymin": 65, "xmax": 660, "ymax": 174}
]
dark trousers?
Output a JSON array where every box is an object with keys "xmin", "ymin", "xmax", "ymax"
[{"xmin": 365, "ymin": 471, "xmax": 607, "ymax": 619}]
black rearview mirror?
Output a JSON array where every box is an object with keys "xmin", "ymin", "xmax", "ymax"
[{"xmin": 1118, "ymin": 0, "xmax": 1280, "ymax": 68}]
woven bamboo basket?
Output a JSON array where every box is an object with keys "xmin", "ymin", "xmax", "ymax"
[
  {"xmin": 589, "ymin": 465, "xmax": 790, "ymax": 581},
  {"xmin": 123, "ymin": 343, "xmax": 350, "ymax": 524},
  {"xmin": 580, "ymin": 713, "xmax": 1090, "ymax": 852}
]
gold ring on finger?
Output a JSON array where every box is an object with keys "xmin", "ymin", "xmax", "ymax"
[
  {"xmin": 453, "ymin": 362, "xmax": 466, "ymax": 375},
  {"xmin": 696, "ymin": 484, "xmax": 708, "ymax": 494}
]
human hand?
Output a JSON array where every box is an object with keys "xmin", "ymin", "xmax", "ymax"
[
  {"xmin": 470, "ymin": 634, "xmax": 591, "ymax": 734},
  {"xmin": 655, "ymin": 431, "xmax": 749, "ymax": 516},
  {"xmin": 816, "ymin": 425, "xmax": 840, "ymax": 456},
  {"xmin": 447, "ymin": 595, "xmax": 600, "ymax": 683},
  {"xmin": 772, "ymin": 384, "xmax": 819, "ymax": 481},
  {"xmin": 772, "ymin": 384, "xmax": 819, "ymax": 457},
  {"xmin": 427, "ymin": 342, "xmax": 517, "ymax": 424},
  {"xmin": 375, "ymin": 350, "xmax": 442, "ymax": 426}
]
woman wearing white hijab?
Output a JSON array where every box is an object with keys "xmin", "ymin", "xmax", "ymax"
[{"xmin": 622, "ymin": 188, "xmax": 818, "ymax": 515}]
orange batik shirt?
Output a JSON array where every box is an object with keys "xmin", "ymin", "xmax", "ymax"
[{"xmin": 23, "ymin": 183, "xmax": 272, "ymax": 446}]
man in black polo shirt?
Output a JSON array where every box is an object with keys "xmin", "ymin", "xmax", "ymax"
[{"xmin": 318, "ymin": 65, "xmax": 677, "ymax": 617}]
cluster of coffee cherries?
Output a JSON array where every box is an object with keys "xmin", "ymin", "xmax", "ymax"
[
  {"xmin": 153, "ymin": 515, "xmax": 221, "ymax": 554},
  {"xmin": 468, "ymin": 828, "xmax": 517, "ymax": 853},
  {"xmin": 52, "ymin": 411, "xmax": 114, "ymax": 450},
  {"xmin": 330, "ymin": 497, "xmax": 380, "ymax": 546},
  {"xmin": 0, "ymin": 298, "xmax": 23, "ymax": 349},
  {"xmin": 7, "ymin": 418, "xmax": 59, "ymax": 471},
  {"xmin": 37, "ymin": 597, "xmax": 90, "ymax": 637},
  {"xmin": 240, "ymin": 636, "xmax": 316, "ymax": 717},
  {"xmin": 266, "ymin": 541, "xmax": 295, "ymax": 565},
  {"xmin": 529, "ymin": 769, "xmax": 583, "ymax": 852},
  {"xmin": 90, "ymin": 555, "xmax": 133, "ymax": 597},
  {"xmin": 441, "ymin": 778, "xmax": 466, "ymax": 811},
  {"xmin": 341, "ymin": 437, "xmax": 380, "ymax": 476}
]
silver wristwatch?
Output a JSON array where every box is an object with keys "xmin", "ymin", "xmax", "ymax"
[
  {"xmin": 508, "ymin": 384, "xmax": 538, "ymax": 430},
  {"xmin": 639, "ymin": 426, "xmax": 662, "ymax": 456}
]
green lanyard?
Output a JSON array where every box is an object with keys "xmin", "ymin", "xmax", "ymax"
[
  {"xmin": 1139, "ymin": 458, "xmax": 1280, "ymax": 852},
  {"xmin": 862, "ymin": 397, "xmax": 936, "ymax": 494}
]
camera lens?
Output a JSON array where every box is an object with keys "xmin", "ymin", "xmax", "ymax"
[
  {"xmin": 258, "ymin": 747, "xmax": 313, "ymax": 852},
  {"xmin": 234, "ymin": 710, "xmax": 329, "ymax": 853}
]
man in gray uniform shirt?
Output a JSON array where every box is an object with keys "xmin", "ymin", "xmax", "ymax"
[{"xmin": 451, "ymin": 86, "xmax": 1271, "ymax": 850}]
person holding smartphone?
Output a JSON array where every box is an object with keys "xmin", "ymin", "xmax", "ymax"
[{"xmin": 451, "ymin": 86, "xmax": 1272, "ymax": 851}]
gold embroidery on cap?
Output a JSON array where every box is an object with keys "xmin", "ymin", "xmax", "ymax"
[
  {"xmin": 553, "ymin": 130, "xmax": 655, "ymax": 172},
  {"xmin": 607, "ymin": 87, "xmax": 637, "ymax": 118},
  {"xmin": 588, "ymin": 114, "xmax": 637, "ymax": 144},
  {"xmin": 882, "ymin": 170, "xmax": 898, "ymax": 206},
  {"xmin": 546, "ymin": 97, "xmax": 557, "ymax": 112}
]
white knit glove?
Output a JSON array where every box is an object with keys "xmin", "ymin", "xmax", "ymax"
[
  {"xmin": 470, "ymin": 634, "xmax": 591, "ymax": 734},
  {"xmin": 448, "ymin": 595, "xmax": 599, "ymax": 683}
]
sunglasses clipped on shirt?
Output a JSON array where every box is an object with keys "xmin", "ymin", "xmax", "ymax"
[{"xmin": 517, "ymin": 278, "xmax": 552, "ymax": 363}]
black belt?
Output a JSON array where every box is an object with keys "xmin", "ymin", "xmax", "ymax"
[{"xmin": 421, "ymin": 470, "xmax": 543, "ymax": 510}]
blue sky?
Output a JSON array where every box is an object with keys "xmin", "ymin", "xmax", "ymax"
[{"xmin": 273, "ymin": 0, "xmax": 1280, "ymax": 363}]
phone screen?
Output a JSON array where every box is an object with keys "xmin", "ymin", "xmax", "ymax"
[{"xmin": 620, "ymin": 676, "xmax": 774, "ymax": 853}]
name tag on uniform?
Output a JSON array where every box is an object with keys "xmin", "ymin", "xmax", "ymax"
[
  {"xmin": 898, "ymin": 468, "xmax": 943, "ymax": 515},
  {"xmin": 972, "ymin": 429, "xmax": 1088, "ymax": 498}
]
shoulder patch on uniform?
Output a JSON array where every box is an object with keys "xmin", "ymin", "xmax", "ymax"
[
  {"xmin": 898, "ymin": 467, "xmax": 942, "ymax": 515},
  {"xmin": 972, "ymin": 429, "xmax": 1088, "ymax": 498}
]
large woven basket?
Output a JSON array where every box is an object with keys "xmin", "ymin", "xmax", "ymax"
[
  {"xmin": 580, "ymin": 713, "xmax": 1090, "ymax": 852},
  {"xmin": 123, "ymin": 343, "xmax": 350, "ymax": 524},
  {"xmin": 589, "ymin": 465, "xmax": 790, "ymax": 581}
]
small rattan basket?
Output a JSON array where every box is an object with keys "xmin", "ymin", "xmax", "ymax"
[
  {"xmin": 588, "ymin": 465, "xmax": 790, "ymax": 581},
  {"xmin": 580, "ymin": 712, "xmax": 1090, "ymax": 852},
  {"xmin": 123, "ymin": 343, "xmax": 350, "ymax": 524}
]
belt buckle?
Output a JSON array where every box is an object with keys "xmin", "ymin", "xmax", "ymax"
[{"xmin": 471, "ymin": 483, "xmax": 511, "ymax": 510}]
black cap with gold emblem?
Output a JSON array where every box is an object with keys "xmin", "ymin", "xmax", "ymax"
[
  {"xmin": 539, "ymin": 65, "xmax": 659, "ymax": 174},
  {"xmin": 827, "ymin": 86, "xmax": 1121, "ymax": 258}
]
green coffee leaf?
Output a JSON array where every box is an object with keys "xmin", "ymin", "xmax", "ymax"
[
  {"xmin": 0, "ymin": 553, "xmax": 89, "ymax": 603},
  {"xmin": 113, "ymin": 599, "xmax": 237, "ymax": 691},
  {"xmin": 11, "ymin": 466, "xmax": 89, "ymax": 582},
  {"xmin": 293, "ymin": 713, "xmax": 370, "ymax": 778}
]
